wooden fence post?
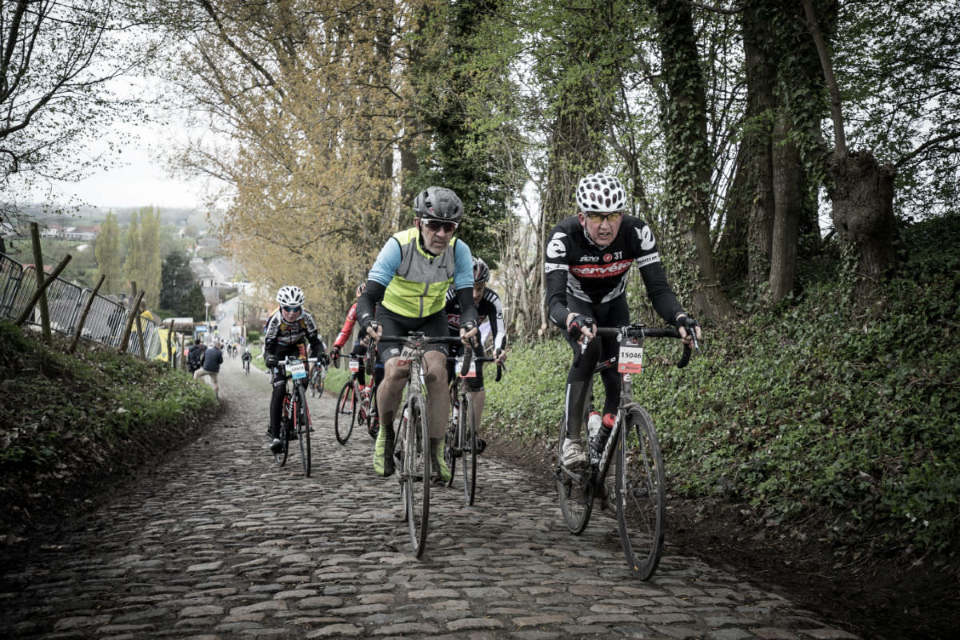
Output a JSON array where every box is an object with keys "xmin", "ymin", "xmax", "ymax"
[
  {"xmin": 117, "ymin": 290, "xmax": 145, "ymax": 354},
  {"xmin": 14, "ymin": 254, "xmax": 72, "ymax": 327},
  {"xmin": 29, "ymin": 223, "xmax": 52, "ymax": 342},
  {"xmin": 68, "ymin": 274, "xmax": 106, "ymax": 353}
]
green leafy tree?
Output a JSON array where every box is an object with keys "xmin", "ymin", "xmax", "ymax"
[
  {"xmin": 159, "ymin": 250, "xmax": 195, "ymax": 315},
  {"xmin": 138, "ymin": 206, "xmax": 162, "ymax": 308},
  {"xmin": 185, "ymin": 283, "xmax": 207, "ymax": 323},
  {"xmin": 123, "ymin": 211, "xmax": 141, "ymax": 296},
  {"xmin": 95, "ymin": 211, "xmax": 123, "ymax": 294}
]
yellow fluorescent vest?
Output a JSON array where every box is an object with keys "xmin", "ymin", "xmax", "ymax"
[{"xmin": 382, "ymin": 227, "xmax": 457, "ymax": 318}]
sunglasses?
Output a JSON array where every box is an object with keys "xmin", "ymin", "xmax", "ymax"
[
  {"xmin": 584, "ymin": 211, "xmax": 623, "ymax": 224},
  {"xmin": 282, "ymin": 305, "xmax": 302, "ymax": 313},
  {"xmin": 423, "ymin": 219, "xmax": 458, "ymax": 233}
]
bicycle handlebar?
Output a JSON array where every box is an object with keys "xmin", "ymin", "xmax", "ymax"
[
  {"xmin": 373, "ymin": 333, "xmax": 473, "ymax": 377},
  {"xmin": 447, "ymin": 348, "xmax": 505, "ymax": 382},
  {"xmin": 573, "ymin": 325, "xmax": 693, "ymax": 370}
]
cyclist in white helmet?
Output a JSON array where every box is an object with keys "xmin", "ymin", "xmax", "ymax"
[
  {"xmin": 263, "ymin": 285, "xmax": 329, "ymax": 454},
  {"xmin": 545, "ymin": 173, "xmax": 702, "ymax": 470}
]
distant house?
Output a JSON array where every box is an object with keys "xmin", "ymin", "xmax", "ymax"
[
  {"xmin": 64, "ymin": 225, "xmax": 99, "ymax": 241},
  {"xmin": 190, "ymin": 258, "xmax": 216, "ymax": 288},
  {"xmin": 41, "ymin": 223, "xmax": 64, "ymax": 238}
]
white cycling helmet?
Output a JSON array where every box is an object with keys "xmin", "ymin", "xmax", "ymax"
[
  {"xmin": 576, "ymin": 173, "xmax": 627, "ymax": 212},
  {"xmin": 276, "ymin": 285, "xmax": 305, "ymax": 307}
]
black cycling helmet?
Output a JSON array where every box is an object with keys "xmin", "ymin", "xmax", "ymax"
[
  {"xmin": 413, "ymin": 186, "xmax": 464, "ymax": 224},
  {"xmin": 473, "ymin": 257, "xmax": 490, "ymax": 283}
]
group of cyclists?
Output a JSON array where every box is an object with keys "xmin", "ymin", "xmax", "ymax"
[{"xmin": 257, "ymin": 173, "xmax": 701, "ymax": 480}]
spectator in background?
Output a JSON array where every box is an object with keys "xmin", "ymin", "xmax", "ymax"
[
  {"xmin": 187, "ymin": 338, "xmax": 206, "ymax": 374},
  {"xmin": 194, "ymin": 340, "xmax": 223, "ymax": 397}
]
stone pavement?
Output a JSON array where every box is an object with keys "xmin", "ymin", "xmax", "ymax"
[{"xmin": 0, "ymin": 355, "xmax": 859, "ymax": 639}]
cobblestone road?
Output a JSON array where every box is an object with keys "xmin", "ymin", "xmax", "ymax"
[{"xmin": 0, "ymin": 356, "xmax": 859, "ymax": 639}]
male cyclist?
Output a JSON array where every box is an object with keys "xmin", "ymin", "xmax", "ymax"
[
  {"xmin": 330, "ymin": 282, "xmax": 384, "ymax": 437},
  {"xmin": 263, "ymin": 285, "xmax": 329, "ymax": 454},
  {"xmin": 545, "ymin": 173, "xmax": 701, "ymax": 470},
  {"xmin": 357, "ymin": 186, "xmax": 479, "ymax": 482},
  {"xmin": 445, "ymin": 257, "xmax": 507, "ymax": 455},
  {"xmin": 241, "ymin": 347, "xmax": 252, "ymax": 371}
]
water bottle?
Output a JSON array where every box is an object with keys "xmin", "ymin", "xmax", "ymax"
[{"xmin": 587, "ymin": 411, "xmax": 601, "ymax": 457}]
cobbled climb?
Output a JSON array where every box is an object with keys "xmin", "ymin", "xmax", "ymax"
[{"xmin": 0, "ymin": 356, "xmax": 859, "ymax": 639}]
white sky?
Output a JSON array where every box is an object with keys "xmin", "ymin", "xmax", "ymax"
[{"xmin": 51, "ymin": 122, "xmax": 206, "ymax": 211}]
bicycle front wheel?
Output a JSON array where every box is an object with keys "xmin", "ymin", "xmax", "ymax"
[
  {"xmin": 403, "ymin": 394, "xmax": 430, "ymax": 558},
  {"xmin": 616, "ymin": 407, "xmax": 666, "ymax": 580},
  {"xmin": 556, "ymin": 419, "xmax": 593, "ymax": 534},
  {"xmin": 334, "ymin": 381, "xmax": 357, "ymax": 445},
  {"xmin": 275, "ymin": 397, "xmax": 290, "ymax": 467},
  {"xmin": 296, "ymin": 386, "xmax": 312, "ymax": 477},
  {"xmin": 459, "ymin": 394, "xmax": 478, "ymax": 505}
]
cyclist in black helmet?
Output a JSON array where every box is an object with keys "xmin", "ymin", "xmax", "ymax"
[{"xmin": 445, "ymin": 256, "xmax": 507, "ymax": 455}]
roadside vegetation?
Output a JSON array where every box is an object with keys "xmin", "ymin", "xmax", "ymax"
[
  {"xmin": 486, "ymin": 212, "xmax": 960, "ymax": 558},
  {"xmin": 0, "ymin": 323, "xmax": 218, "ymax": 536}
]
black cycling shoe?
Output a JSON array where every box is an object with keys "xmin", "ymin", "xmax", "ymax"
[
  {"xmin": 269, "ymin": 438, "xmax": 284, "ymax": 454},
  {"xmin": 475, "ymin": 437, "xmax": 486, "ymax": 455}
]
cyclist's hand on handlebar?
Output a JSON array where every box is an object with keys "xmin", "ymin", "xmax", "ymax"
[
  {"xmin": 460, "ymin": 321, "xmax": 478, "ymax": 346},
  {"xmin": 567, "ymin": 314, "xmax": 596, "ymax": 343},
  {"xmin": 264, "ymin": 354, "xmax": 278, "ymax": 369},
  {"xmin": 675, "ymin": 314, "xmax": 702, "ymax": 347},
  {"xmin": 364, "ymin": 320, "xmax": 382, "ymax": 343},
  {"xmin": 494, "ymin": 347, "xmax": 507, "ymax": 364},
  {"xmin": 330, "ymin": 346, "xmax": 340, "ymax": 363}
]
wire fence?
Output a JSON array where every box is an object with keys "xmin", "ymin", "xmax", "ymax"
[{"xmin": 0, "ymin": 251, "xmax": 162, "ymax": 358}]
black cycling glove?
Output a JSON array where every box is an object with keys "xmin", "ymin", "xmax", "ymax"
[{"xmin": 567, "ymin": 315, "xmax": 594, "ymax": 341}]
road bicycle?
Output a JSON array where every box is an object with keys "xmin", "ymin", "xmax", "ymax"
[
  {"xmin": 444, "ymin": 347, "xmax": 504, "ymax": 505},
  {"xmin": 309, "ymin": 358, "xmax": 327, "ymax": 398},
  {"xmin": 333, "ymin": 353, "xmax": 377, "ymax": 444},
  {"xmin": 376, "ymin": 331, "xmax": 466, "ymax": 558},
  {"xmin": 556, "ymin": 324, "xmax": 695, "ymax": 580},
  {"xmin": 272, "ymin": 356, "xmax": 317, "ymax": 477}
]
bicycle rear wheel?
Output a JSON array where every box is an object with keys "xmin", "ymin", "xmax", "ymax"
[
  {"xmin": 557, "ymin": 419, "xmax": 593, "ymax": 534},
  {"xmin": 459, "ymin": 394, "xmax": 478, "ymax": 505},
  {"xmin": 296, "ymin": 386, "xmax": 312, "ymax": 476},
  {"xmin": 309, "ymin": 370, "xmax": 319, "ymax": 397},
  {"xmin": 334, "ymin": 380, "xmax": 357, "ymax": 444},
  {"xmin": 615, "ymin": 407, "xmax": 666, "ymax": 580},
  {"xmin": 403, "ymin": 394, "xmax": 430, "ymax": 557}
]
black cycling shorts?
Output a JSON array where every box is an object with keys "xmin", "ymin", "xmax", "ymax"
[{"xmin": 374, "ymin": 306, "xmax": 450, "ymax": 363}]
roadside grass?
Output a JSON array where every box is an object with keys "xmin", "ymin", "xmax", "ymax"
[
  {"xmin": 486, "ymin": 213, "xmax": 960, "ymax": 555},
  {"xmin": 0, "ymin": 321, "xmax": 218, "ymax": 534}
]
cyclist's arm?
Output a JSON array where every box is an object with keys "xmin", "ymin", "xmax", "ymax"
[
  {"xmin": 486, "ymin": 292, "xmax": 508, "ymax": 353},
  {"xmin": 357, "ymin": 239, "xmax": 399, "ymax": 331},
  {"xmin": 544, "ymin": 227, "xmax": 576, "ymax": 330},
  {"xmin": 333, "ymin": 303, "xmax": 358, "ymax": 349},
  {"xmin": 453, "ymin": 240, "xmax": 478, "ymax": 329}
]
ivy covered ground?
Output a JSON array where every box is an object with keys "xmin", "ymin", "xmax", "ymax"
[{"xmin": 484, "ymin": 213, "xmax": 960, "ymax": 640}]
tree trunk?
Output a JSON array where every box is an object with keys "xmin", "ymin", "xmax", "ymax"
[
  {"xmin": 828, "ymin": 150, "xmax": 898, "ymax": 301},
  {"xmin": 741, "ymin": 1, "xmax": 776, "ymax": 289},
  {"xmin": 768, "ymin": 111, "xmax": 803, "ymax": 302},
  {"xmin": 653, "ymin": 0, "xmax": 734, "ymax": 320}
]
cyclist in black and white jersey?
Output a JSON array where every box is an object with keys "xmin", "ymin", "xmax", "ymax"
[
  {"xmin": 263, "ymin": 285, "xmax": 329, "ymax": 454},
  {"xmin": 445, "ymin": 257, "xmax": 507, "ymax": 453},
  {"xmin": 545, "ymin": 173, "xmax": 701, "ymax": 470}
]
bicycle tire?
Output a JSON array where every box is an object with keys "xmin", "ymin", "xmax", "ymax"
[
  {"xmin": 460, "ymin": 393, "xmax": 478, "ymax": 505},
  {"xmin": 444, "ymin": 388, "xmax": 459, "ymax": 486},
  {"xmin": 275, "ymin": 395, "xmax": 290, "ymax": 467},
  {"xmin": 403, "ymin": 394, "xmax": 430, "ymax": 558},
  {"xmin": 557, "ymin": 418, "xmax": 593, "ymax": 534},
  {"xmin": 309, "ymin": 370, "xmax": 318, "ymax": 398},
  {"xmin": 616, "ymin": 407, "xmax": 666, "ymax": 580},
  {"xmin": 334, "ymin": 380, "xmax": 356, "ymax": 445},
  {"xmin": 296, "ymin": 386, "xmax": 312, "ymax": 477},
  {"xmin": 317, "ymin": 366, "xmax": 325, "ymax": 397}
]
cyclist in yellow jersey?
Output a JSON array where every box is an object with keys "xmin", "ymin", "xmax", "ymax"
[{"xmin": 357, "ymin": 186, "xmax": 479, "ymax": 481}]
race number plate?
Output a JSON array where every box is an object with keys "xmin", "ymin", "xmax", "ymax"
[
  {"xmin": 288, "ymin": 360, "xmax": 307, "ymax": 380},
  {"xmin": 456, "ymin": 355, "xmax": 477, "ymax": 377},
  {"xmin": 617, "ymin": 345, "xmax": 644, "ymax": 374},
  {"xmin": 349, "ymin": 358, "xmax": 360, "ymax": 373},
  {"xmin": 397, "ymin": 345, "xmax": 417, "ymax": 366}
]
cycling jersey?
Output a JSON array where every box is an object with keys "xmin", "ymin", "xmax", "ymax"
[
  {"xmin": 445, "ymin": 287, "xmax": 507, "ymax": 352},
  {"xmin": 366, "ymin": 227, "xmax": 474, "ymax": 319},
  {"xmin": 263, "ymin": 308, "xmax": 324, "ymax": 357},
  {"xmin": 544, "ymin": 215, "xmax": 683, "ymax": 328}
]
